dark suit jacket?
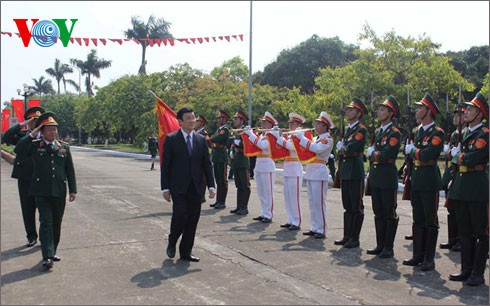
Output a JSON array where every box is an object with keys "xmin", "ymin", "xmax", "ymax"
[{"xmin": 161, "ymin": 129, "xmax": 215, "ymax": 195}]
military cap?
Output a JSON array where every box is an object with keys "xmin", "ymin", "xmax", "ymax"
[
  {"xmin": 196, "ymin": 115, "xmax": 208, "ymax": 125},
  {"xmin": 288, "ymin": 112, "xmax": 306, "ymax": 124},
  {"xmin": 346, "ymin": 98, "xmax": 368, "ymax": 115},
  {"xmin": 35, "ymin": 111, "xmax": 58, "ymax": 128},
  {"xmin": 261, "ymin": 111, "xmax": 278, "ymax": 125},
  {"xmin": 453, "ymin": 102, "xmax": 467, "ymax": 114},
  {"xmin": 315, "ymin": 111, "xmax": 335, "ymax": 129},
  {"xmin": 414, "ymin": 93, "xmax": 441, "ymax": 116},
  {"xmin": 216, "ymin": 110, "xmax": 230, "ymax": 120},
  {"xmin": 24, "ymin": 106, "xmax": 45, "ymax": 120},
  {"xmin": 232, "ymin": 110, "xmax": 248, "ymax": 122},
  {"xmin": 465, "ymin": 92, "xmax": 488, "ymax": 119},
  {"xmin": 379, "ymin": 95, "xmax": 400, "ymax": 118}
]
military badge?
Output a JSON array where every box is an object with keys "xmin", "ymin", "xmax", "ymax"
[
  {"xmin": 354, "ymin": 132, "xmax": 364, "ymax": 140},
  {"xmin": 431, "ymin": 136, "xmax": 442, "ymax": 146},
  {"xmin": 475, "ymin": 138, "xmax": 487, "ymax": 149},
  {"xmin": 389, "ymin": 137, "xmax": 399, "ymax": 146}
]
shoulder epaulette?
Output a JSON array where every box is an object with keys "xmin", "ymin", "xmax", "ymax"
[
  {"xmin": 32, "ymin": 138, "xmax": 43, "ymax": 142},
  {"xmin": 435, "ymin": 126, "xmax": 444, "ymax": 132},
  {"xmin": 482, "ymin": 127, "xmax": 489, "ymax": 134},
  {"xmin": 359, "ymin": 124, "xmax": 367, "ymax": 129},
  {"xmin": 391, "ymin": 126, "xmax": 400, "ymax": 133}
]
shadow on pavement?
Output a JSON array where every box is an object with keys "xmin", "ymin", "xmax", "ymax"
[{"xmin": 130, "ymin": 259, "xmax": 201, "ymax": 289}]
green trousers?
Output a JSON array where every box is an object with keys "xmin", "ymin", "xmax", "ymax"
[
  {"xmin": 36, "ymin": 196, "xmax": 66, "ymax": 260},
  {"xmin": 18, "ymin": 179, "xmax": 38, "ymax": 241}
]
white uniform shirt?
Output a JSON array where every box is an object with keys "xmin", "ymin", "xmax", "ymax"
[
  {"xmin": 277, "ymin": 135, "xmax": 303, "ymax": 177},
  {"xmin": 247, "ymin": 132, "xmax": 275, "ymax": 172},
  {"xmin": 300, "ymin": 132, "xmax": 333, "ymax": 180}
]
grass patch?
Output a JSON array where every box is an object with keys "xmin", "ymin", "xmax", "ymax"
[
  {"xmin": 1, "ymin": 143, "xmax": 15, "ymax": 154},
  {"xmin": 81, "ymin": 143, "xmax": 147, "ymax": 154}
]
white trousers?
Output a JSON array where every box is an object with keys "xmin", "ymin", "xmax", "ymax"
[
  {"xmin": 256, "ymin": 171, "xmax": 275, "ymax": 219},
  {"xmin": 283, "ymin": 175, "xmax": 303, "ymax": 226},
  {"xmin": 306, "ymin": 179, "xmax": 328, "ymax": 234}
]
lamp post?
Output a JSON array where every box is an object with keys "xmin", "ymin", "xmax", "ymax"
[
  {"xmin": 16, "ymin": 84, "xmax": 36, "ymax": 111},
  {"xmin": 69, "ymin": 64, "xmax": 83, "ymax": 144}
]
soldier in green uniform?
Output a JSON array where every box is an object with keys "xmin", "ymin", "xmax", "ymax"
[
  {"xmin": 209, "ymin": 110, "xmax": 231, "ymax": 209},
  {"xmin": 402, "ymin": 93, "xmax": 444, "ymax": 272},
  {"xmin": 14, "ymin": 112, "xmax": 77, "ymax": 270},
  {"xmin": 230, "ymin": 110, "xmax": 251, "ymax": 215},
  {"xmin": 448, "ymin": 92, "xmax": 488, "ymax": 286},
  {"xmin": 440, "ymin": 103, "xmax": 467, "ymax": 252},
  {"xmin": 2, "ymin": 106, "xmax": 45, "ymax": 247},
  {"xmin": 148, "ymin": 133, "xmax": 158, "ymax": 170},
  {"xmin": 366, "ymin": 96, "xmax": 402, "ymax": 258},
  {"xmin": 195, "ymin": 115, "xmax": 210, "ymax": 203},
  {"xmin": 334, "ymin": 98, "xmax": 368, "ymax": 249}
]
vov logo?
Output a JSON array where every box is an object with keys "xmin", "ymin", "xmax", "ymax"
[{"xmin": 13, "ymin": 19, "xmax": 78, "ymax": 47}]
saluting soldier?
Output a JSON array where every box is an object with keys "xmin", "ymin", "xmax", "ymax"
[
  {"xmin": 270, "ymin": 113, "xmax": 306, "ymax": 231},
  {"xmin": 209, "ymin": 110, "xmax": 231, "ymax": 209},
  {"xmin": 195, "ymin": 115, "xmax": 210, "ymax": 203},
  {"xmin": 2, "ymin": 106, "xmax": 45, "ymax": 247},
  {"xmin": 230, "ymin": 110, "xmax": 251, "ymax": 215},
  {"xmin": 402, "ymin": 93, "xmax": 444, "ymax": 271},
  {"xmin": 14, "ymin": 112, "xmax": 77, "ymax": 270},
  {"xmin": 334, "ymin": 98, "xmax": 368, "ymax": 248},
  {"xmin": 440, "ymin": 103, "xmax": 467, "ymax": 252},
  {"xmin": 447, "ymin": 92, "xmax": 488, "ymax": 286},
  {"xmin": 366, "ymin": 96, "xmax": 402, "ymax": 258},
  {"xmin": 296, "ymin": 111, "xmax": 334, "ymax": 239},
  {"xmin": 243, "ymin": 111, "xmax": 278, "ymax": 223}
]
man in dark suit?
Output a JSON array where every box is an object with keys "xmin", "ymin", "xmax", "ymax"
[{"xmin": 161, "ymin": 107, "xmax": 216, "ymax": 262}]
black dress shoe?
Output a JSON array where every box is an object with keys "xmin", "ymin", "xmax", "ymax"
[
  {"xmin": 252, "ymin": 216, "xmax": 264, "ymax": 221},
  {"xmin": 261, "ymin": 218, "xmax": 272, "ymax": 223},
  {"xmin": 230, "ymin": 208, "xmax": 239, "ymax": 214},
  {"xmin": 405, "ymin": 234, "xmax": 413, "ymax": 240},
  {"xmin": 314, "ymin": 233, "xmax": 326, "ymax": 239},
  {"xmin": 210, "ymin": 202, "xmax": 217, "ymax": 207},
  {"xmin": 280, "ymin": 223, "xmax": 291, "ymax": 228},
  {"xmin": 366, "ymin": 246, "xmax": 383, "ymax": 255},
  {"xmin": 26, "ymin": 239, "xmax": 37, "ymax": 247},
  {"xmin": 420, "ymin": 260, "xmax": 435, "ymax": 271},
  {"xmin": 334, "ymin": 237, "xmax": 349, "ymax": 245},
  {"xmin": 42, "ymin": 258, "xmax": 53, "ymax": 270},
  {"xmin": 52, "ymin": 255, "xmax": 61, "ymax": 262},
  {"xmin": 466, "ymin": 274, "xmax": 485, "ymax": 286},
  {"xmin": 166, "ymin": 245, "xmax": 176, "ymax": 258},
  {"xmin": 303, "ymin": 230, "xmax": 316, "ymax": 236},
  {"xmin": 236, "ymin": 208, "xmax": 249, "ymax": 215},
  {"xmin": 180, "ymin": 254, "xmax": 200, "ymax": 262},
  {"xmin": 288, "ymin": 225, "xmax": 300, "ymax": 231},
  {"xmin": 214, "ymin": 203, "xmax": 226, "ymax": 209},
  {"xmin": 402, "ymin": 257, "xmax": 423, "ymax": 266},
  {"xmin": 439, "ymin": 242, "xmax": 453, "ymax": 249},
  {"xmin": 449, "ymin": 271, "xmax": 471, "ymax": 282}
]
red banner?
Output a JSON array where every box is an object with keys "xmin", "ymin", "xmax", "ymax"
[
  {"xmin": 292, "ymin": 131, "xmax": 317, "ymax": 162},
  {"xmin": 266, "ymin": 134, "xmax": 290, "ymax": 160},
  {"xmin": 28, "ymin": 99, "xmax": 41, "ymax": 108},
  {"xmin": 155, "ymin": 98, "xmax": 180, "ymax": 166},
  {"xmin": 11, "ymin": 99, "xmax": 24, "ymax": 123},
  {"xmin": 242, "ymin": 132, "xmax": 262, "ymax": 157},
  {"xmin": 2, "ymin": 109, "xmax": 11, "ymax": 133}
]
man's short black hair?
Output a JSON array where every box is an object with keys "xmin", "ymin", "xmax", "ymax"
[{"xmin": 177, "ymin": 107, "xmax": 194, "ymax": 120}]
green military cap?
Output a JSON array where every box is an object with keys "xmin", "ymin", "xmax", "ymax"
[
  {"xmin": 24, "ymin": 106, "xmax": 45, "ymax": 120},
  {"xmin": 35, "ymin": 111, "xmax": 58, "ymax": 128},
  {"xmin": 414, "ymin": 93, "xmax": 441, "ymax": 115},
  {"xmin": 464, "ymin": 92, "xmax": 488, "ymax": 119},
  {"xmin": 216, "ymin": 110, "xmax": 230, "ymax": 120},
  {"xmin": 379, "ymin": 95, "xmax": 400, "ymax": 118},
  {"xmin": 346, "ymin": 98, "xmax": 368, "ymax": 115},
  {"xmin": 453, "ymin": 102, "xmax": 467, "ymax": 114},
  {"xmin": 232, "ymin": 110, "xmax": 248, "ymax": 122}
]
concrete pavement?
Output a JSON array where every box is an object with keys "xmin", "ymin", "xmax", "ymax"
[{"xmin": 1, "ymin": 147, "xmax": 488, "ymax": 305}]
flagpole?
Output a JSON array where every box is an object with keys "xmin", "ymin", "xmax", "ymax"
[
  {"xmin": 247, "ymin": 0, "xmax": 253, "ymax": 126},
  {"xmin": 148, "ymin": 89, "xmax": 159, "ymax": 100}
]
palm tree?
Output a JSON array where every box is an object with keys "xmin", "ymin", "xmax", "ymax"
[
  {"xmin": 45, "ymin": 58, "xmax": 79, "ymax": 94},
  {"xmin": 124, "ymin": 15, "xmax": 173, "ymax": 75},
  {"xmin": 70, "ymin": 49, "xmax": 112, "ymax": 97},
  {"xmin": 31, "ymin": 76, "xmax": 55, "ymax": 96}
]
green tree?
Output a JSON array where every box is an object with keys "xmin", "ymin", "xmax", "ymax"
[
  {"xmin": 70, "ymin": 49, "xmax": 112, "ymax": 97},
  {"xmin": 45, "ymin": 58, "xmax": 79, "ymax": 94},
  {"xmin": 31, "ymin": 76, "xmax": 55, "ymax": 96},
  {"xmin": 124, "ymin": 15, "xmax": 173, "ymax": 75},
  {"xmin": 210, "ymin": 56, "xmax": 249, "ymax": 83}
]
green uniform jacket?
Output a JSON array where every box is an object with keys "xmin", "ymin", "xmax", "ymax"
[
  {"xmin": 14, "ymin": 135, "xmax": 77, "ymax": 198},
  {"xmin": 441, "ymin": 130, "xmax": 461, "ymax": 190},
  {"xmin": 148, "ymin": 137, "xmax": 158, "ymax": 155},
  {"xmin": 231, "ymin": 130, "xmax": 250, "ymax": 169},
  {"xmin": 369, "ymin": 124, "xmax": 402, "ymax": 190},
  {"xmin": 2, "ymin": 124, "xmax": 34, "ymax": 180},
  {"xmin": 409, "ymin": 124, "xmax": 444, "ymax": 191},
  {"xmin": 448, "ymin": 125, "xmax": 489, "ymax": 202},
  {"xmin": 339, "ymin": 122, "xmax": 367, "ymax": 180},
  {"xmin": 210, "ymin": 125, "xmax": 230, "ymax": 163}
]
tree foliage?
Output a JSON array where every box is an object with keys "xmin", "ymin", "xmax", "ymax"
[{"xmin": 70, "ymin": 49, "xmax": 112, "ymax": 97}]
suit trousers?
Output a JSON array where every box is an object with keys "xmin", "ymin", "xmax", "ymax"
[
  {"xmin": 169, "ymin": 184, "xmax": 202, "ymax": 256},
  {"xmin": 18, "ymin": 179, "xmax": 38, "ymax": 241},
  {"xmin": 306, "ymin": 179, "xmax": 328, "ymax": 235},
  {"xmin": 256, "ymin": 171, "xmax": 275, "ymax": 219},
  {"xmin": 283, "ymin": 176, "xmax": 303, "ymax": 227},
  {"xmin": 36, "ymin": 196, "xmax": 66, "ymax": 260}
]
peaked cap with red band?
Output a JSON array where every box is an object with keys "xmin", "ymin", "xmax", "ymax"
[
  {"xmin": 315, "ymin": 111, "xmax": 335, "ymax": 129},
  {"xmin": 465, "ymin": 92, "xmax": 488, "ymax": 119},
  {"xmin": 232, "ymin": 110, "xmax": 248, "ymax": 122},
  {"xmin": 196, "ymin": 115, "xmax": 208, "ymax": 125},
  {"xmin": 454, "ymin": 102, "xmax": 467, "ymax": 114},
  {"xmin": 261, "ymin": 111, "xmax": 278, "ymax": 125},
  {"xmin": 414, "ymin": 93, "xmax": 440, "ymax": 115},
  {"xmin": 216, "ymin": 110, "xmax": 230, "ymax": 120},
  {"xmin": 288, "ymin": 112, "xmax": 306, "ymax": 124},
  {"xmin": 346, "ymin": 98, "xmax": 368, "ymax": 115},
  {"xmin": 24, "ymin": 106, "xmax": 45, "ymax": 120},
  {"xmin": 379, "ymin": 95, "xmax": 400, "ymax": 118},
  {"xmin": 35, "ymin": 111, "xmax": 58, "ymax": 128}
]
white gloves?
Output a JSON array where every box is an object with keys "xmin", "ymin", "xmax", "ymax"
[
  {"xmin": 271, "ymin": 126, "xmax": 280, "ymax": 139},
  {"xmin": 296, "ymin": 131, "xmax": 305, "ymax": 139},
  {"xmin": 368, "ymin": 146, "xmax": 374, "ymax": 156},
  {"xmin": 404, "ymin": 140, "xmax": 414, "ymax": 155},
  {"xmin": 443, "ymin": 144, "xmax": 449, "ymax": 153},
  {"xmin": 243, "ymin": 126, "xmax": 253, "ymax": 137},
  {"xmin": 336, "ymin": 140, "xmax": 343, "ymax": 151},
  {"xmin": 329, "ymin": 154, "xmax": 334, "ymax": 159},
  {"xmin": 450, "ymin": 144, "xmax": 461, "ymax": 157},
  {"xmin": 234, "ymin": 139, "xmax": 240, "ymax": 146}
]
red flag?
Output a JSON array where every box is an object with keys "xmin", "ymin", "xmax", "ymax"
[
  {"xmin": 2, "ymin": 109, "xmax": 11, "ymax": 133},
  {"xmin": 11, "ymin": 99, "xmax": 24, "ymax": 123},
  {"xmin": 266, "ymin": 134, "xmax": 290, "ymax": 160},
  {"xmin": 292, "ymin": 131, "xmax": 317, "ymax": 162},
  {"xmin": 28, "ymin": 99, "xmax": 41, "ymax": 108},
  {"xmin": 241, "ymin": 132, "xmax": 262, "ymax": 157},
  {"xmin": 155, "ymin": 97, "xmax": 180, "ymax": 165}
]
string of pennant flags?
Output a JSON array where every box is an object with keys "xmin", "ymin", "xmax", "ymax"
[{"xmin": 1, "ymin": 31, "xmax": 244, "ymax": 47}]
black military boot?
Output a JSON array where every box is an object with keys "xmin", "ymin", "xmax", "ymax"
[
  {"xmin": 449, "ymin": 236, "xmax": 475, "ymax": 281},
  {"xmin": 403, "ymin": 226, "xmax": 425, "ymax": 266},
  {"xmin": 379, "ymin": 218, "xmax": 399, "ymax": 258},
  {"xmin": 440, "ymin": 214, "xmax": 458, "ymax": 249},
  {"xmin": 421, "ymin": 227, "xmax": 438, "ymax": 271},
  {"xmin": 466, "ymin": 237, "xmax": 489, "ymax": 286},
  {"xmin": 335, "ymin": 212, "xmax": 353, "ymax": 245},
  {"xmin": 237, "ymin": 188, "xmax": 251, "ymax": 215},
  {"xmin": 230, "ymin": 189, "xmax": 242, "ymax": 213},
  {"xmin": 367, "ymin": 218, "xmax": 386, "ymax": 255},
  {"xmin": 344, "ymin": 213, "xmax": 364, "ymax": 249}
]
